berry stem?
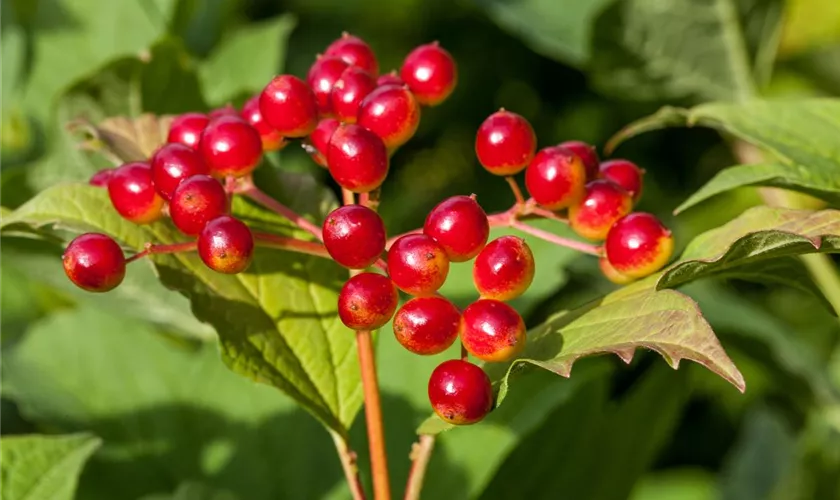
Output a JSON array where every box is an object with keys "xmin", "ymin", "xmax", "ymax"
[
  {"xmin": 460, "ymin": 343, "xmax": 469, "ymax": 361},
  {"xmin": 528, "ymin": 204, "xmax": 568, "ymax": 225},
  {"xmin": 330, "ymin": 430, "xmax": 368, "ymax": 500},
  {"xmin": 505, "ymin": 176, "xmax": 526, "ymax": 206},
  {"xmin": 125, "ymin": 241, "xmax": 198, "ymax": 263},
  {"xmin": 360, "ymin": 188, "xmax": 381, "ymax": 211},
  {"xmin": 238, "ymin": 178, "xmax": 324, "ymax": 241},
  {"xmin": 356, "ymin": 328, "xmax": 391, "ymax": 500},
  {"xmin": 252, "ymin": 232, "xmax": 333, "ymax": 259},
  {"xmin": 403, "ymin": 435, "xmax": 435, "ymax": 500},
  {"xmin": 509, "ymin": 220, "xmax": 602, "ymax": 256},
  {"xmin": 343, "ymin": 188, "xmax": 356, "ymax": 206}
]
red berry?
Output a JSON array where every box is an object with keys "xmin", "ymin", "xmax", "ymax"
[
  {"xmin": 387, "ymin": 234, "xmax": 450, "ymax": 296},
  {"xmin": 475, "ymin": 110, "xmax": 536, "ymax": 176},
  {"xmin": 599, "ymin": 257, "xmax": 635, "ymax": 285},
  {"xmin": 150, "ymin": 143, "xmax": 210, "ymax": 201},
  {"xmin": 599, "ymin": 159, "xmax": 644, "ymax": 202},
  {"xmin": 308, "ymin": 56, "xmax": 349, "ymax": 116},
  {"xmin": 558, "ymin": 140, "xmax": 599, "ymax": 180},
  {"xmin": 199, "ymin": 115, "xmax": 263, "ymax": 178},
  {"xmin": 62, "ymin": 233, "xmax": 126, "ymax": 293},
  {"xmin": 473, "ymin": 236, "xmax": 535, "ymax": 301},
  {"xmin": 331, "ymin": 66, "xmax": 377, "ymax": 123},
  {"xmin": 400, "ymin": 42, "xmax": 457, "ymax": 106},
  {"xmin": 524, "ymin": 146, "xmax": 586, "ymax": 210},
  {"xmin": 327, "ymin": 123, "xmax": 389, "ymax": 193},
  {"xmin": 169, "ymin": 175, "xmax": 230, "ymax": 236},
  {"xmin": 108, "ymin": 162, "xmax": 165, "ymax": 224},
  {"xmin": 89, "ymin": 168, "xmax": 114, "ymax": 187},
  {"xmin": 241, "ymin": 95, "xmax": 287, "ymax": 152},
  {"xmin": 323, "ymin": 205, "xmax": 386, "ymax": 269},
  {"xmin": 325, "ymin": 33, "xmax": 379, "ymax": 76},
  {"xmin": 423, "ymin": 195, "xmax": 489, "ymax": 262},
  {"xmin": 605, "ymin": 213, "xmax": 674, "ymax": 279},
  {"xmin": 460, "ymin": 299, "xmax": 526, "ymax": 362},
  {"xmin": 568, "ymin": 180, "xmax": 633, "ymax": 241},
  {"xmin": 393, "ymin": 296, "xmax": 461, "ymax": 355},
  {"xmin": 198, "ymin": 215, "xmax": 254, "ymax": 274},
  {"xmin": 259, "ymin": 75, "xmax": 319, "ymax": 137},
  {"xmin": 338, "ymin": 272, "xmax": 399, "ymax": 330},
  {"xmin": 357, "ymin": 84, "xmax": 421, "ymax": 150},
  {"xmin": 208, "ymin": 105, "xmax": 239, "ymax": 120},
  {"xmin": 167, "ymin": 112, "xmax": 209, "ymax": 150},
  {"xmin": 428, "ymin": 359, "xmax": 493, "ymax": 425},
  {"xmin": 377, "ymin": 71, "xmax": 403, "ymax": 87},
  {"xmin": 307, "ymin": 118, "xmax": 340, "ymax": 167}
]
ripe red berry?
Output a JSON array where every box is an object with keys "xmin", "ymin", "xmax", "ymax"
[
  {"xmin": 62, "ymin": 233, "xmax": 126, "ymax": 293},
  {"xmin": 259, "ymin": 75, "xmax": 319, "ymax": 137},
  {"xmin": 108, "ymin": 162, "xmax": 165, "ymax": 224},
  {"xmin": 568, "ymin": 180, "xmax": 633, "ymax": 241},
  {"xmin": 308, "ymin": 56, "xmax": 349, "ymax": 116},
  {"xmin": 325, "ymin": 33, "xmax": 379, "ymax": 76},
  {"xmin": 460, "ymin": 299, "xmax": 526, "ymax": 362},
  {"xmin": 524, "ymin": 146, "xmax": 586, "ymax": 210},
  {"xmin": 89, "ymin": 168, "xmax": 114, "ymax": 187},
  {"xmin": 326, "ymin": 123, "xmax": 389, "ymax": 193},
  {"xmin": 357, "ymin": 85, "xmax": 421, "ymax": 150},
  {"xmin": 150, "ymin": 143, "xmax": 210, "ymax": 201},
  {"xmin": 423, "ymin": 195, "xmax": 489, "ymax": 262},
  {"xmin": 400, "ymin": 42, "xmax": 457, "ymax": 106},
  {"xmin": 198, "ymin": 215, "xmax": 254, "ymax": 274},
  {"xmin": 167, "ymin": 112, "xmax": 209, "ymax": 150},
  {"xmin": 338, "ymin": 272, "xmax": 399, "ymax": 330},
  {"xmin": 241, "ymin": 95, "xmax": 287, "ymax": 152},
  {"xmin": 387, "ymin": 234, "xmax": 450, "ymax": 296},
  {"xmin": 331, "ymin": 66, "xmax": 377, "ymax": 123},
  {"xmin": 208, "ymin": 105, "xmax": 239, "ymax": 120},
  {"xmin": 393, "ymin": 296, "xmax": 461, "ymax": 355},
  {"xmin": 323, "ymin": 205, "xmax": 386, "ymax": 269},
  {"xmin": 475, "ymin": 110, "xmax": 536, "ymax": 176},
  {"xmin": 307, "ymin": 118, "xmax": 340, "ymax": 167},
  {"xmin": 558, "ymin": 140, "xmax": 599, "ymax": 180},
  {"xmin": 429, "ymin": 359, "xmax": 493, "ymax": 425},
  {"xmin": 599, "ymin": 159, "xmax": 644, "ymax": 202},
  {"xmin": 376, "ymin": 71, "xmax": 403, "ymax": 87},
  {"xmin": 605, "ymin": 212, "xmax": 674, "ymax": 279},
  {"xmin": 599, "ymin": 257, "xmax": 635, "ymax": 285},
  {"xmin": 169, "ymin": 175, "xmax": 230, "ymax": 236},
  {"xmin": 473, "ymin": 236, "xmax": 535, "ymax": 301},
  {"xmin": 199, "ymin": 115, "xmax": 263, "ymax": 178}
]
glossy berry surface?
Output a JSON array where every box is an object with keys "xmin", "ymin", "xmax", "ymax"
[
  {"xmin": 393, "ymin": 296, "xmax": 461, "ymax": 355},
  {"xmin": 473, "ymin": 236, "xmax": 535, "ymax": 301},
  {"xmin": 326, "ymin": 124, "xmax": 389, "ymax": 192},
  {"xmin": 167, "ymin": 112, "xmax": 209, "ymax": 150},
  {"xmin": 423, "ymin": 195, "xmax": 489, "ymax": 262},
  {"xmin": 208, "ymin": 105, "xmax": 238, "ymax": 120},
  {"xmin": 387, "ymin": 234, "xmax": 450, "ymax": 296},
  {"xmin": 308, "ymin": 56, "xmax": 349, "ymax": 116},
  {"xmin": 259, "ymin": 75, "xmax": 319, "ymax": 137},
  {"xmin": 325, "ymin": 33, "xmax": 379, "ymax": 76},
  {"xmin": 308, "ymin": 118, "xmax": 340, "ymax": 167},
  {"xmin": 377, "ymin": 71, "xmax": 403, "ymax": 87},
  {"xmin": 428, "ymin": 359, "xmax": 493, "ymax": 425},
  {"xmin": 568, "ymin": 180, "xmax": 633, "ymax": 241},
  {"xmin": 170, "ymin": 175, "xmax": 230, "ymax": 236},
  {"xmin": 558, "ymin": 140, "xmax": 599, "ymax": 180},
  {"xmin": 599, "ymin": 257, "xmax": 635, "ymax": 285},
  {"xmin": 241, "ymin": 95, "xmax": 286, "ymax": 152},
  {"xmin": 460, "ymin": 299, "xmax": 526, "ymax": 362},
  {"xmin": 475, "ymin": 110, "xmax": 536, "ymax": 176},
  {"xmin": 524, "ymin": 146, "xmax": 586, "ymax": 210},
  {"xmin": 605, "ymin": 212, "xmax": 674, "ymax": 279},
  {"xmin": 331, "ymin": 66, "xmax": 376, "ymax": 123},
  {"xmin": 323, "ymin": 204, "xmax": 386, "ymax": 269},
  {"xmin": 62, "ymin": 233, "xmax": 126, "ymax": 293},
  {"xmin": 199, "ymin": 115, "xmax": 263, "ymax": 178},
  {"xmin": 89, "ymin": 168, "xmax": 114, "ymax": 187},
  {"xmin": 599, "ymin": 159, "xmax": 644, "ymax": 202},
  {"xmin": 400, "ymin": 42, "xmax": 457, "ymax": 106},
  {"xmin": 150, "ymin": 142, "xmax": 209, "ymax": 200},
  {"xmin": 108, "ymin": 162, "xmax": 165, "ymax": 224},
  {"xmin": 338, "ymin": 272, "xmax": 399, "ymax": 330},
  {"xmin": 357, "ymin": 85, "xmax": 421, "ymax": 150},
  {"xmin": 198, "ymin": 215, "xmax": 254, "ymax": 274}
]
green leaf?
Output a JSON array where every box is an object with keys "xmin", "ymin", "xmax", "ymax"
[
  {"xmin": 199, "ymin": 16, "xmax": 296, "ymax": 105},
  {"xmin": 0, "ymin": 433, "xmax": 101, "ymax": 500},
  {"xmin": 140, "ymin": 483, "xmax": 239, "ymax": 500},
  {"xmin": 658, "ymin": 207, "xmax": 840, "ymax": 291}
]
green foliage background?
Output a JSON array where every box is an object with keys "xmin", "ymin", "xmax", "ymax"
[{"xmin": 2, "ymin": 0, "xmax": 840, "ymax": 499}]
